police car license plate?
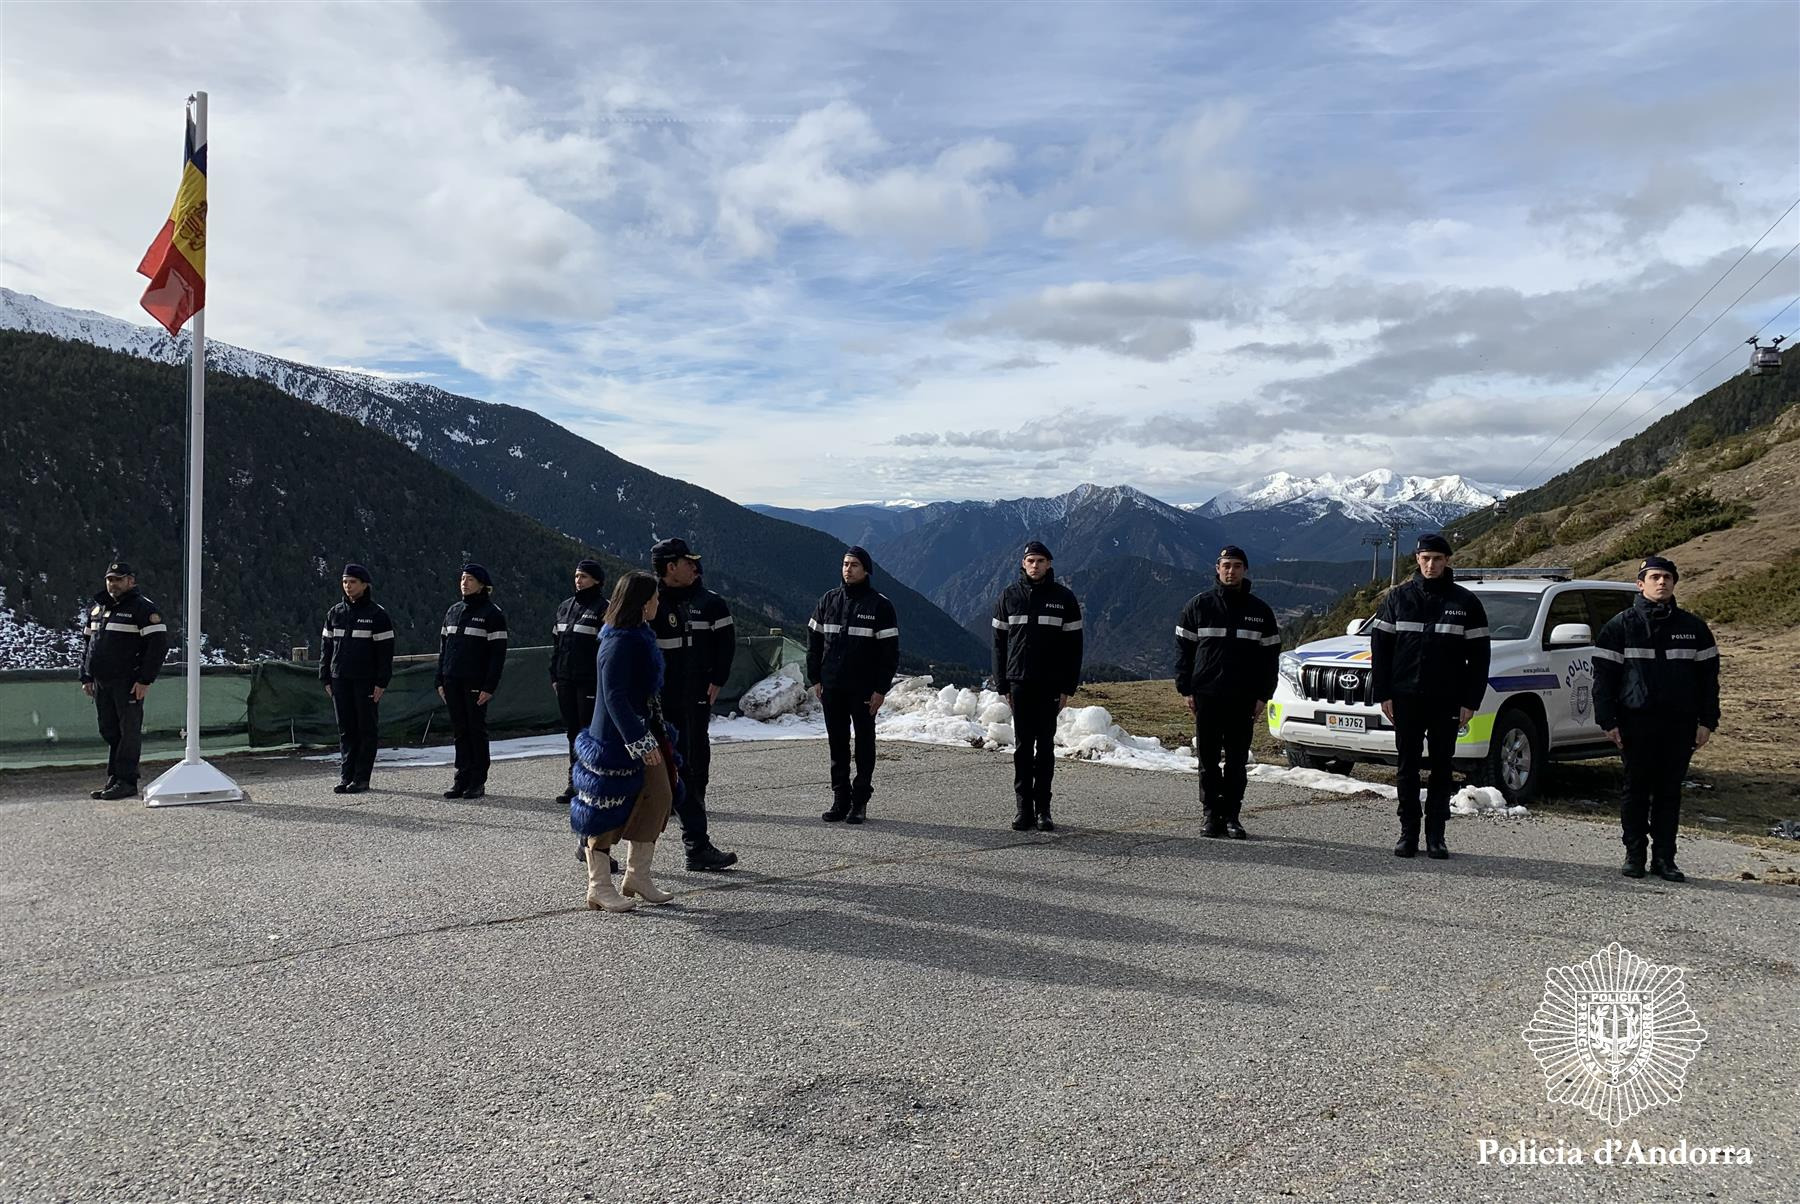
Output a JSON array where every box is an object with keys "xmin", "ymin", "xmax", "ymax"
[{"xmin": 1326, "ymin": 714, "xmax": 1366, "ymax": 733}]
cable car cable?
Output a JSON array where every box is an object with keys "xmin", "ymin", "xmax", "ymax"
[
  {"xmin": 1531, "ymin": 245, "xmax": 1799, "ymax": 484},
  {"xmin": 1501, "ymin": 195, "xmax": 1800, "ymax": 491}
]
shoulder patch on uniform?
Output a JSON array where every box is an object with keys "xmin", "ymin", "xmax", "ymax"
[{"xmin": 149, "ymin": 614, "xmax": 162, "ymax": 624}]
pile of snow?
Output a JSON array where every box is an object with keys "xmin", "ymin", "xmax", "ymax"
[
  {"xmin": 858, "ymin": 677, "xmax": 1197, "ymax": 772},
  {"xmin": 1450, "ymin": 785, "xmax": 1530, "ymax": 818},
  {"xmin": 738, "ymin": 662, "xmax": 808, "ymax": 720}
]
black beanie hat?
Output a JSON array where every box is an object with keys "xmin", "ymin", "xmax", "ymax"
[
  {"xmin": 461, "ymin": 562, "xmax": 493, "ymax": 588},
  {"xmin": 1416, "ymin": 533, "xmax": 1453, "ymax": 556},
  {"xmin": 341, "ymin": 562, "xmax": 371, "ymax": 583},
  {"xmin": 1023, "ymin": 540, "xmax": 1053, "ymax": 560},
  {"xmin": 845, "ymin": 545, "xmax": 873, "ymax": 574},
  {"xmin": 1637, "ymin": 554, "xmax": 1679, "ymax": 582},
  {"xmin": 575, "ymin": 558, "xmax": 605, "ymax": 580},
  {"xmin": 1217, "ymin": 544, "xmax": 1249, "ymax": 566}
]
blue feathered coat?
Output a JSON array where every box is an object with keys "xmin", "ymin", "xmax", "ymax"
[{"xmin": 570, "ymin": 623, "xmax": 684, "ymax": 837}]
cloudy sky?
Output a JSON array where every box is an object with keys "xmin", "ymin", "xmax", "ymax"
[{"xmin": 4, "ymin": 1, "xmax": 1797, "ymax": 507}]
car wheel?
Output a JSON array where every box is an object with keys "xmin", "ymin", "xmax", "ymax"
[{"xmin": 1474, "ymin": 707, "xmax": 1543, "ymax": 805}]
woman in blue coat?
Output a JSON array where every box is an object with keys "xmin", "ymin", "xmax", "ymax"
[{"xmin": 570, "ymin": 572, "xmax": 680, "ymax": 912}]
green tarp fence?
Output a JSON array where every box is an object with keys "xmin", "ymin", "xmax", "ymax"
[{"xmin": 1, "ymin": 636, "xmax": 807, "ymax": 770}]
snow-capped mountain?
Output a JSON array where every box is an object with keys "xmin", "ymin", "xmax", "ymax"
[
  {"xmin": 1181, "ymin": 469, "xmax": 1515, "ymax": 561},
  {"xmin": 1195, "ymin": 470, "xmax": 1514, "ymax": 523},
  {"xmin": 2, "ymin": 288, "xmax": 457, "ymax": 449}
]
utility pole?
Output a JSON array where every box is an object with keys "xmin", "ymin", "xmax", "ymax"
[
  {"xmin": 1360, "ymin": 533, "xmax": 1385, "ymax": 583},
  {"xmin": 1386, "ymin": 519, "xmax": 1410, "ymax": 587}
]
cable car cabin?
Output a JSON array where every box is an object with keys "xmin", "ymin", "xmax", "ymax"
[{"xmin": 1747, "ymin": 335, "xmax": 1785, "ymax": 376}]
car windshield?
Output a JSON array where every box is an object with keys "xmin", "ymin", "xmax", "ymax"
[
  {"xmin": 1349, "ymin": 591, "xmax": 1542, "ymax": 641},
  {"xmin": 1469, "ymin": 592, "xmax": 1541, "ymax": 641}
]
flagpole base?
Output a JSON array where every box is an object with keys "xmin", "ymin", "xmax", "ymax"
[{"xmin": 144, "ymin": 758, "xmax": 242, "ymax": 807}]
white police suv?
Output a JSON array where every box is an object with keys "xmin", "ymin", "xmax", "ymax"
[{"xmin": 1267, "ymin": 569, "xmax": 1638, "ymax": 804}]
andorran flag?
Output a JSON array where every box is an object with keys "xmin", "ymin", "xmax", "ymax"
[{"xmin": 136, "ymin": 108, "xmax": 207, "ymax": 336}]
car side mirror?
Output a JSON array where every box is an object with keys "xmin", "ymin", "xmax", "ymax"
[
  {"xmin": 1347, "ymin": 619, "xmax": 1366, "ymax": 636},
  {"xmin": 1547, "ymin": 622, "xmax": 1592, "ymax": 647}
]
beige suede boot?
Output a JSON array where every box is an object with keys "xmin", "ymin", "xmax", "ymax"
[
  {"xmin": 620, "ymin": 839, "xmax": 675, "ymax": 904},
  {"xmin": 585, "ymin": 842, "xmax": 636, "ymax": 913}
]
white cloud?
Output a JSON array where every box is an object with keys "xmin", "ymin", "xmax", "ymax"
[
  {"xmin": 2, "ymin": 0, "xmax": 1795, "ymax": 511},
  {"xmin": 955, "ymin": 275, "xmax": 1247, "ymax": 361},
  {"xmin": 1, "ymin": 1, "xmax": 614, "ymax": 376},
  {"xmin": 715, "ymin": 101, "xmax": 1013, "ymax": 257}
]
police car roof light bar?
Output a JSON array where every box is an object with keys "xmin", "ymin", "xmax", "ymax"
[{"xmin": 1454, "ymin": 567, "xmax": 1574, "ymax": 582}]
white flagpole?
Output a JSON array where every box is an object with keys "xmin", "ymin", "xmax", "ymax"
[{"xmin": 147, "ymin": 90, "xmax": 242, "ymax": 807}]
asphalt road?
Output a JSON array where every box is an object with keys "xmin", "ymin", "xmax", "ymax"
[{"xmin": 2, "ymin": 742, "xmax": 1796, "ymax": 1203}]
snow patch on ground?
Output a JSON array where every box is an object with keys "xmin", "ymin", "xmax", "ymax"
[
  {"xmin": 1246, "ymin": 764, "xmax": 1397, "ymax": 798},
  {"xmin": 1450, "ymin": 785, "xmax": 1530, "ymax": 817},
  {"xmin": 306, "ymin": 734, "xmax": 570, "ymax": 767},
  {"xmin": 352, "ymin": 675, "xmax": 1208, "ymax": 775},
  {"xmin": 308, "ymin": 676, "xmax": 1526, "ymax": 816}
]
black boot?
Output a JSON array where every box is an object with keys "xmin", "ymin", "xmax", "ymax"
[
  {"xmin": 1424, "ymin": 816, "xmax": 1448, "ymax": 860},
  {"xmin": 1202, "ymin": 809, "xmax": 1226, "ymax": 838},
  {"xmin": 1223, "ymin": 802, "xmax": 1247, "ymax": 840},
  {"xmin": 97, "ymin": 781, "xmax": 137, "ymax": 801},
  {"xmin": 1035, "ymin": 806, "xmax": 1056, "ymax": 833},
  {"xmin": 555, "ymin": 787, "xmax": 576, "ymax": 806},
  {"xmin": 822, "ymin": 792, "xmax": 851, "ymax": 822},
  {"xmin": 333, "ymin": 782, "xmax": 352, "ymax": 795},
  {"xmin": 1394, "ymin": 811, "xmax": 1420, "ymax": 858},
  {"xmin": 686, "ymin": 842, "xmax": 739, "ymax": 872},
  {"xmin": 90, "ymin": 777, "xmax": 117, "ymax": 800},
  {"xmin": 461, "ymin": 784, "xmax": 486, "ymax": 800},
  {"xmin": 846, "ymin": 801, "xmax": 868, "ymax": 825},
  {"xmin": 1622, "ymin": 842, "xmax": 1647, "ymax": 878},
  {"xmin": 1011, "ymin": 799, "xmax": 1035, "ymax": 832},
  {"xmin": 442, "ymin": 780, "xmax": 466, "ymax": 799},
  {"xmin": 343, "ymin": 781, "xmax": 368, "ymax": 795},
  {"xmin": 1650, "ymin": 857, "xmax": 1685, "ymax": 883}
]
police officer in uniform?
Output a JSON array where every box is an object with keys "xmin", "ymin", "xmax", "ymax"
[
  {"xmin": 550, "ymin": 558, "xmax": 608, "ymax": 806},
  {"xmin": 651, "ymin": 538, "xmax": 738, "ymax": 871},
  {"xmin": 319, "ymin": 563, "xmax": 395, "ymax": 794},
  {"xmin": 1593, "ymin": 555, "xmax": 1720, "ymax": 883},
  {"xmin": 436, "ymin": 562, "xmax": 508, "ymax": 799},
  {"xmin": 992, "ymin": 540, "xmax": 1083, "ymax": 832},
  {"xmin": 809, "ymin": 546, "xmax": 900, "ymax": 824},
  {"xmin": 80, "ymin": 561, "xmax": 169, "ymax": 799},
  {"xmin": 1370, "ymin": 533, "xmax": 1491, "ymax": 859},
  {"xmin": 1174, "ymin": 545, "xmax": 1280, "ymax": 839}
]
